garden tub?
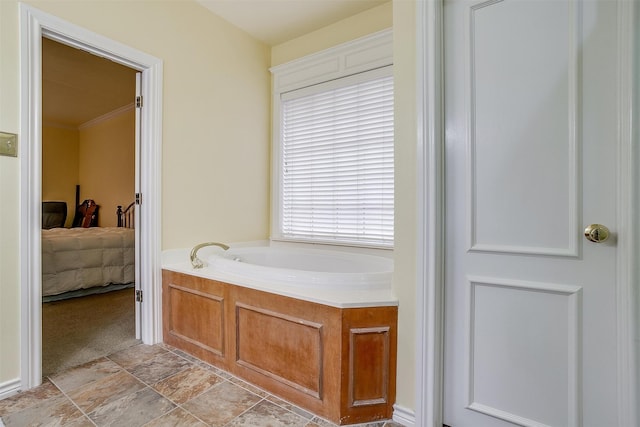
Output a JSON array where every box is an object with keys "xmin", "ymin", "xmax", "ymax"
[
  {"xmin": 162, "ymin": 244, "xmax": 396, "ymax": 308},
  {"xmin": 162, "ymin": 243, "xmax": 397, "ymax": 424}
]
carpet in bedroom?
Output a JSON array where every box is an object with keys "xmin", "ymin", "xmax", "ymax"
[{"xmin": 42, "ymin": 288, "xmax": 140, "ymax": 377}]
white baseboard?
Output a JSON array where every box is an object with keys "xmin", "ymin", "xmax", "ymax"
[
  {"xmin": 0, "ymin": 378, "xmax": 21, "ymax": 400},
  {"xmin": 393, "ymin": 404, "xmax": 416, "ymax": 427}
]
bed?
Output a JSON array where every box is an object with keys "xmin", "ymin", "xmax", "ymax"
[{"xmin": 42, "ymin": 201, "xmax": 135, "ymax": 301}]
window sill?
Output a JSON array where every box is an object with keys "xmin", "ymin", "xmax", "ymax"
[{"xmin": 269, "ymin": 237, "xmax": 394, "ymax": 258}]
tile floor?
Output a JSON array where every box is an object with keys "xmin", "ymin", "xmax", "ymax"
[{"xmin": 0, "ymin": 343, "xmax": 405, "ymax": 427}]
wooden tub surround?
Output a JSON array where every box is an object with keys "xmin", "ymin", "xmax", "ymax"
[{"xmin": 162, "ymin": 270, "xmax": 398, "ymax": 425}]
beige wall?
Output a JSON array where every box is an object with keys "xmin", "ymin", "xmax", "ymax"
[
  {"xmin": 0, "ymin": 0, "xmax": 21, "ymax": 386},
  {"xmin": 1, "ymin": 0, "xmax": 419, "ymax": 415},
  {"xmin": 392, "ymin": 0, "xmax": 417, "ymax": 412},
  {"xmin": 42, "ymin": 111, "xmax": 135, "ymax": 228},
  {"xmin": 270, "ymin": 0, "xmax": 418, "ymax": 412},
  {"xmin": 42, "ymin": 126, "xmax": 79, "ymax": 228},
  {"xmin": 79, "ymin": 111, "xmax": 135, "ymax": 227},
  {"xmin": 270, "ymin": 2, "xmax": 393, "ymax": 67}
]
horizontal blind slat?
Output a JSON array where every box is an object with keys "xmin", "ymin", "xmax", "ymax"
[{"xmin": 281, "ymin": 73, "xmax": 394, "ymax": 246}]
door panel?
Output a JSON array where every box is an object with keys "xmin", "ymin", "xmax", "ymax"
[
  {"xmin": 466, "ymin": 278, "xmax": 581, "ymax": 426},
  {"xmin": 469, "ymin": 0, "xmax": 577, "ymax": 255},
  {"xmin": 444, "ymin": 0, "xmax": 619, "ymax": 426}
]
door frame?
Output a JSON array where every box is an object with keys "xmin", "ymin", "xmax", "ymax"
[
  {"xmin": 19, "ymin": 4, "xmax": 164, "ymax": 389},
  {"xmin": 414, "ymin": 0, "xmax": 639, "ymax": 426}
]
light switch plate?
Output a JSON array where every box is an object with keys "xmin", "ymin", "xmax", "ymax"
[{"xmin": 0, "ymin": 132, "xmax": 18, "ymax": 157}]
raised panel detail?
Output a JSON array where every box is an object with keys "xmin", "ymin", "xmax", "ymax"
[
  {"xmin": 271, "ymin": 30, "xmax": 392, "ymax": 94},
  {"xmin": 468, "ymin": 0, "xmax": 579, "ymax": 256},
  {"xmin": 236, "ymin": 303, "xmax": 323, "ymax": 398},
  {"xmin": 168, "ymin": 284, "xmax": 224, "ymax": 356},
  {"xmin": 467, "ymin": 277, "xmax": 581, "ymax": 427},
  {"xmin": 163, "ymin": 270, "xmax": 397, "ymax": 424},
  {"xmin": 349, "ymin": 327, "xmax": 390, "ymax": 407}
]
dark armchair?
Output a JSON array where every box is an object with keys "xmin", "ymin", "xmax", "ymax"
[{"xmin": 42, "ymin": 201, "xmax": 67, "ymax": 229}]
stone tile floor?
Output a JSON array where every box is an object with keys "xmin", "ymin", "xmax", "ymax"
[{"xmin": 0, "ymin": 344, "xmax": 405, "ymax": 427}]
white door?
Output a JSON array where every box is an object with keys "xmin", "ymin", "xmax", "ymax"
[{"xmin": 443, "ymin": 0, "xmax": 621, "ymax": 426}]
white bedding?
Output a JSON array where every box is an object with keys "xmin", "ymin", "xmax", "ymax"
[{"xmin": 42, "ymin": 227, "xmax": 135, "ymax": 297}]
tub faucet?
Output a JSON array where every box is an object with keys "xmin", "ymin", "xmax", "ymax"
[{"xmin": 190, "ymin": 242, "xmax": 230, "ymax": 269}]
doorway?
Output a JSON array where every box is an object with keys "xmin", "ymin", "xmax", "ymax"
[
  {"xmin": 40, "ymin": 37, "xmax": 139, "ymax": 376},
  {"xmin": 20, "ymin": 4, "xmax": 163, "ymax": 390}
]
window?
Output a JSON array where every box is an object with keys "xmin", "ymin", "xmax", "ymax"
[{"xmin": 271, "ymin": 30, "xmax": 394, "ymax": 248}]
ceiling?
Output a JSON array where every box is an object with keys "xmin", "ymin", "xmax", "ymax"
[
  {"xmin": 42, "ymin": 38, "xmax": 137, "ymax": 128},
  {"xmin": 197, "ymin": 0, "xmax": 388, "ymax": 46},
  {"xmin": 42, "ymin": 1, "xmax": 387, "ymax": 127}
]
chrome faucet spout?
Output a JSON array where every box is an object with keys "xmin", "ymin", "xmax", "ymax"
[{"xmin": 190, "ymin": 242, "xmax": 230, "ymax": 269}]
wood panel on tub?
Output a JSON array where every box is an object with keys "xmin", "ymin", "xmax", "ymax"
[
  {"xmin": 162, "ymin": 271, "xmax": 230, "ymax": 370},
  {"xmin": 341, "ymin": 307, "xmax": 397, "ymax": 423},
  {"xmin": 229, "ymin": 284, "xmax": 343, "ymax": 422},
  {"xmin": 235, "ymin": 303, "xmax": 324, "ymax": 398},
  {"xmin": 161, "ymin": 270, "xmax": 397, "ymax": 425}
]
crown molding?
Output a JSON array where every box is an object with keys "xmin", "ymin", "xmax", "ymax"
[{"xmin": 78, "ymin": 102, "xmax": 134, "ymax": 130}]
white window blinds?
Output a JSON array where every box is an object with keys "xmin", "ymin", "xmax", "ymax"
[{"xmin": 280, "ymin": 69, "xmax": 394, "ymax": 247}]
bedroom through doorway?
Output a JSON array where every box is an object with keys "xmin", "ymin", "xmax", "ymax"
[{"xmin": 41, "ymin": 37, "xmax": 140, "ymax": 376}]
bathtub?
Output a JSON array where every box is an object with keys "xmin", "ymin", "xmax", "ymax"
[
  {"xmin": 161, "ymin": 243, "xmax": 398, "ymax": 424},
  {"xmin": 161, "ymin": 244, "xmax": 396, "ymax": 308}
]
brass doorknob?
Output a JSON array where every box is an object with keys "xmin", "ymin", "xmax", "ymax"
[{"xmin": 584, "ymin": 224, "xmax": 610, "ymax": 243}]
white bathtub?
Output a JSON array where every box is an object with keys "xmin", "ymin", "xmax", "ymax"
[{"xmin": 162, "ymin": 244, "xmax": 396, "ymax": 308}]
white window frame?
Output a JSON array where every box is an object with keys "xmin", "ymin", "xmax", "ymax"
[{"xmin": 270, "ymin": 29, "xmax": 393, "ymax": 249}]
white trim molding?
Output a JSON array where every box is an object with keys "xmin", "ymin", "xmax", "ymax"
[
  {"xmin": 44, "ymin": 102, "xmax": 135, "ymax": 130},
  {"xmin": 615, "ymin": 0, "xmax": 639, "ymax": 425},
  {"xmin": 270, "ymin": 28, "xmax": 392, "ymax": 94},
  {"xmin": 19, "ymin": 4, "xmax": 163, "ymax": 390},
  {"xmin": 415, "ymin": 1, "xmax": 444, "ymax": 426},
  {"xmin": 392, "ymin": 404, "xmax": 416, "ymax": 427},
  {"xmin": 78, "ymin": 102, "xmax": 134, "ymax": 130},
  {"xmin": 0, "ymin": 378, "xmax": 21, "ymax": 401}
]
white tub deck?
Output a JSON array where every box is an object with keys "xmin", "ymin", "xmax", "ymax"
[{"xmin": 162, "ymin": 245, "xmax": 397, "ymax": 308}]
